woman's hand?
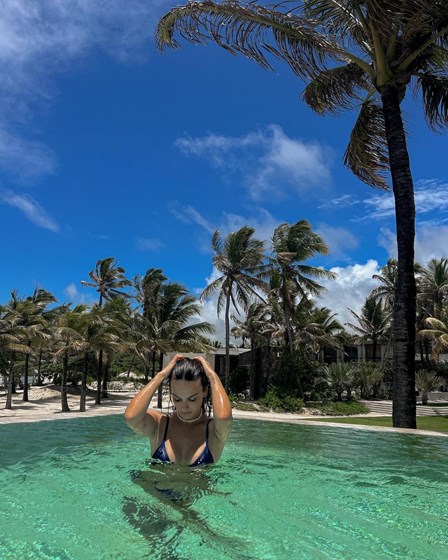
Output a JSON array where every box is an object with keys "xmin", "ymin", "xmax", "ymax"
[
  {"xmin": 159, "ymin": 354, "xmax": 185, "ymax": 379},
  {"xmin": 193, "ymin": 355, "xmax": 217, "ymax": 380}
]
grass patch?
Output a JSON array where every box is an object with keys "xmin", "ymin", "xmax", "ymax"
[{"xmin": 304, "ymin": 415, "xmax": 448, "ymax": 433}]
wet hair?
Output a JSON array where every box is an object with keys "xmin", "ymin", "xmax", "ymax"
[{"xmin": 169, "ymin": 358, "xmax": 212, "ymax": 415}]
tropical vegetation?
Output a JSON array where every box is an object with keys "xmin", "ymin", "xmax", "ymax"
[{"xmin": 156, "ymin": 0, "xmax": 448, "ymax": 429}]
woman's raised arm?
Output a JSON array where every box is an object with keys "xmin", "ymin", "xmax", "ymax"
[
  {"xmin": 124, "ymin": 354, "xmax": 184, "ymax": 435},
  {"xmin": 194, "ymin": 356, "xmax": 233, "ymax": 441}
]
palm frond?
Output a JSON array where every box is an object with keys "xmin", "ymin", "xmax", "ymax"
[
  {"xmin": 303, "ymin": 62, "xmax": 368, "ymax": 115},
  {"xmin": 156, "ymin": 1, "xmax": 335, "ymax": 80},
  {"xmin": 417, "ymin": 73, "xmax": 448, "ymax": 132},
  {"xmin": 344, "ymin": 99, "xmax": 390, "ymax": 189}
]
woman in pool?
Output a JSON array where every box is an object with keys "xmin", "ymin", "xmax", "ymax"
[{"xmin": 124, "ymin": 355, "xmax": 233, "ymax": 466}]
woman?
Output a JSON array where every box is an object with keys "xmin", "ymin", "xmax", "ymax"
[{"xmin": 124, "ymin": 355, "xmax": 233, "ymax": 466}]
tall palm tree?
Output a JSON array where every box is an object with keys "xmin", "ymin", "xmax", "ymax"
[
  {"xmin": 156, "ymin": 1, "xmax": 448, "ymax": 428},
  {"xmin": 54, "ymin": 306, "xmax": 87, "ymax": 412},
  {"xmin": 82, "ymin": 258, "xmax": 131, "ymax": 404},
  {"xmin": 270, "ymin": 221, "xmax": 335, "ymax": 354},
  {"xmin": 0, "ymin": 308, "xmax": 30, "ymax": 409},
  {"xmin": 138, "ymin": 269, "xmax": 214, "ymax": 405},
  {"xmin": 201, "ymin": 226, "xmax": 266, "ymax": 391},
  {"xmin": 346, "ymin": 296, "xmax": 390, "ymax": 362}
]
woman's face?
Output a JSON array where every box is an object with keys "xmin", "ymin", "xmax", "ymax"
[{"xmin": 171, "ymin": 378, "xmax": 207, "ymax": 419}]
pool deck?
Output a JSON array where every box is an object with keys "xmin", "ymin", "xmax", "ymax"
[{"xmin": 1, "ymin": 386, "xmax": 447, "ymax": 438}]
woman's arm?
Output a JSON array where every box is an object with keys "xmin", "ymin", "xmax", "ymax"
[
  {"xmin": 124, "ymin": 354, "xmax": 183, "ymax": 436},
  {"xmin": 194, "ymin": 356, "xmax": 233, "ymax": 442}
]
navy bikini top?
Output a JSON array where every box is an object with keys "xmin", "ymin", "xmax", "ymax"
[{"xmin": 152, "ymin": 416, "xmax": 214, "ymax": 467}]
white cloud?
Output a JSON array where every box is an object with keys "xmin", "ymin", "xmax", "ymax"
[
  {"xmin": 0, "ymin": 127, "xmax": 57, "ymax": 182},
  {"xmin": 170, "ymin": 204, "xmax": 215, "ymax": 234},
  {"xmin": 319, "ymin": 260, "xmax": 381, "ymax": 327},
  {"xmin": 137, "ymin": 237, "xmax": 165, "ymax": 251},
  {"xmin": 379, "ymin": 223, "xmax": 448, "ymax": 266},
  {"xmin": 63, "ymin": 282, "xmax": 96, "ymax": 304},
  {"xmin": 359, "ymin": 179, "xmax": 448, "ymax": 221},
  {"xmin": 0, "ymin": 0, "xmax": 168, "ymax": 181},
  {"xmin": 175, "ymin": 124, "xmax": 333, "ymax": 200},
  {"xmin": 171, "ymin": 204, "xmax": 281, "ymax": 253},
  {"xmin": 315, "ymin": 223, "xmax": 359, "ymax": 260},
  {"xmin": 319, "ymin": 194, "xmax": 360, "ymax": 210},
  {"xmin": 0, "ymin": 190, "xmax": 59, "ymax": 231}
]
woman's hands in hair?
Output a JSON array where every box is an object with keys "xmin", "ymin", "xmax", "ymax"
[
  {"xmin": 159, "ymin": 354, "xmax": 185, "ymax": 379},
  {"xmin": 193, "ymin": 356, "xmax": 217, "ymax": 380}
]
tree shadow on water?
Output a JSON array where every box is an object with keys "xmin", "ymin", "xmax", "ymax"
[{"xmin": 122, "ymin": 463, "xmax": 252, "ymax": 559}]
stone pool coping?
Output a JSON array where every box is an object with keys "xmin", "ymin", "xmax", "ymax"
[{"xmin": 1, "ymin": 388, "xmax": 447, "ymax": 438}]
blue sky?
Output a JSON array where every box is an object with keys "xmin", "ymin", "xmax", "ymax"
[{"xmin": 1, "ymin": 1, "xmax": 448, "ymax": 338}]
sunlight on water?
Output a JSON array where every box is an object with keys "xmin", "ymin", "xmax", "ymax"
[{"xmin": 1, "ymin": 416, "xmax": 448, "ymax": 559}]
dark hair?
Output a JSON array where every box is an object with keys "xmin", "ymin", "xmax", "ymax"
[{"xmin": 169, "ymin": 358, "xmax": 212, "ymax": 414}]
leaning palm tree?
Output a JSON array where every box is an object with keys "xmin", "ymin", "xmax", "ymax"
[
  {"xmin": 270, "ymin": 221, "xmax": 336, "ymax": 354},
  {"xmin": 82, "ymin": 258, "xmax": 131, "ymax": 404},
  {"xmin": 201, "ymin": 226, "xmax": 266, "ymax": 391},
  {"xmin": 156, "ymin": 1, "xmax": 448, "ymax": 428}
]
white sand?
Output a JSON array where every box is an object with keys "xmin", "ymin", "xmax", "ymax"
[{"xmin": 1, "ymin": 385, "xmax": 446, "ymax": 438}]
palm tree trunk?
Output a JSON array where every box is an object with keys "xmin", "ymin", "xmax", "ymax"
[
  {"xmin": 151, "ymin": 351, "xmax": 156, "ymax": 379},
  {"xmin": 22, "ymin": 341, "xmax": 32, "ymax": 402},
  {"xmin": 5, "ymin": 356, "xmax": 14, "ymax": 409},
  {"xmin": 224, "ymin": 289, "xmax": 231, "ymax": 392},
  {"xmin": 80, "ymin": 352, "xmax": 88, "ymax": 412},
  {"xmin": 380, "ymin": 85, "xmax": 417, "ymax": 429},
  {"xmin": 36, "ymin": 349, "xmax": 43, "ymax": 386},
  {"xmin": 249, "ymin": 339, "xmax": 257, "ymax": 399},
  {"xmin": 96, "ymin": 349, "xmax": 103, "ymax": 405},
  {"xmin": 157, "ymin": 353, "xmax": 164, "ymax": 408},
  {"xmin": 102, "ymin": 362, "xmax": 109, "ymax": 399},
  {"xmin": 61, "ymin": 351, "xmax": 70, "ymax": 412}
]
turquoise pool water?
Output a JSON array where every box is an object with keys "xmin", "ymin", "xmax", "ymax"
[{"xmin": 1, "ymin": 416, "xmax": 448, "ymax": 560}]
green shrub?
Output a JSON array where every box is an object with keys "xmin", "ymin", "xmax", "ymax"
[
  {"xmin": 312, "ymin": 401, "xmax": 369, "ymax": 416},
  {"xmin": 258, "ymin": 387, "xmax": 304, "ymax": 413}
]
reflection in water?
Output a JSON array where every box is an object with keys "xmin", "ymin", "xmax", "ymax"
[{"xmin": 122, "ymin": 461, "xmax": 251, "ymax": 559}]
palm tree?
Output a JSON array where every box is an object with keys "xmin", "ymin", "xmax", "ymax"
[
  {"xmin": 415, "ymin": 369, "xmax": 444, "ymax": 405},
  {"xmin": 201, "ymin": 226, "xmax": 266, "ymax": 391},
  {"xmin": 317, "ymin": 362, "xmax": 356, "ymax": 401},
  {"xmin": 138, "ymin": 269, "xmax": 214, "ymax": 405},
  {"xmin": 355, "ymin": 362, "xmax": 384, "ymax": 399},
  {"xmin": 54, "ymin": 306, "xmax": 87, "ymax": 412},
  {"xmin": 0, "ymin": 308, "xmax": 30, "ymax": 409},
  {"xmin": 346, "ymin": 296, "xmax": 390, "ymax": 362},
  {"xmin": 270, "ymin": 221, "xmax": 336, "ymax": 354},
  {"xmin": 82, "ymin": 258, "xmax": 131, "ymax": 404},
  {"xmin": 419, "ymin": 314, "xmax": 448, "ymax": 361},
  {"xmin": 419, "ymin": 258, "xmax": 448, "ymax": 319},
  {"xmin": 156, "ymin": 1, "xmax": 448, "ymax": 428}
]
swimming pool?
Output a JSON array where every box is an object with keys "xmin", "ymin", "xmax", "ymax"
[{"xmin": 1, "ymin": 416, "xmax": 447, "ymax": 560}]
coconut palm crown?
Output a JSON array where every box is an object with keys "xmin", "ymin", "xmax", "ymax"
[{"xmin": 156, "ymin": 0, "xmax": 448, "ymax": 428}]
